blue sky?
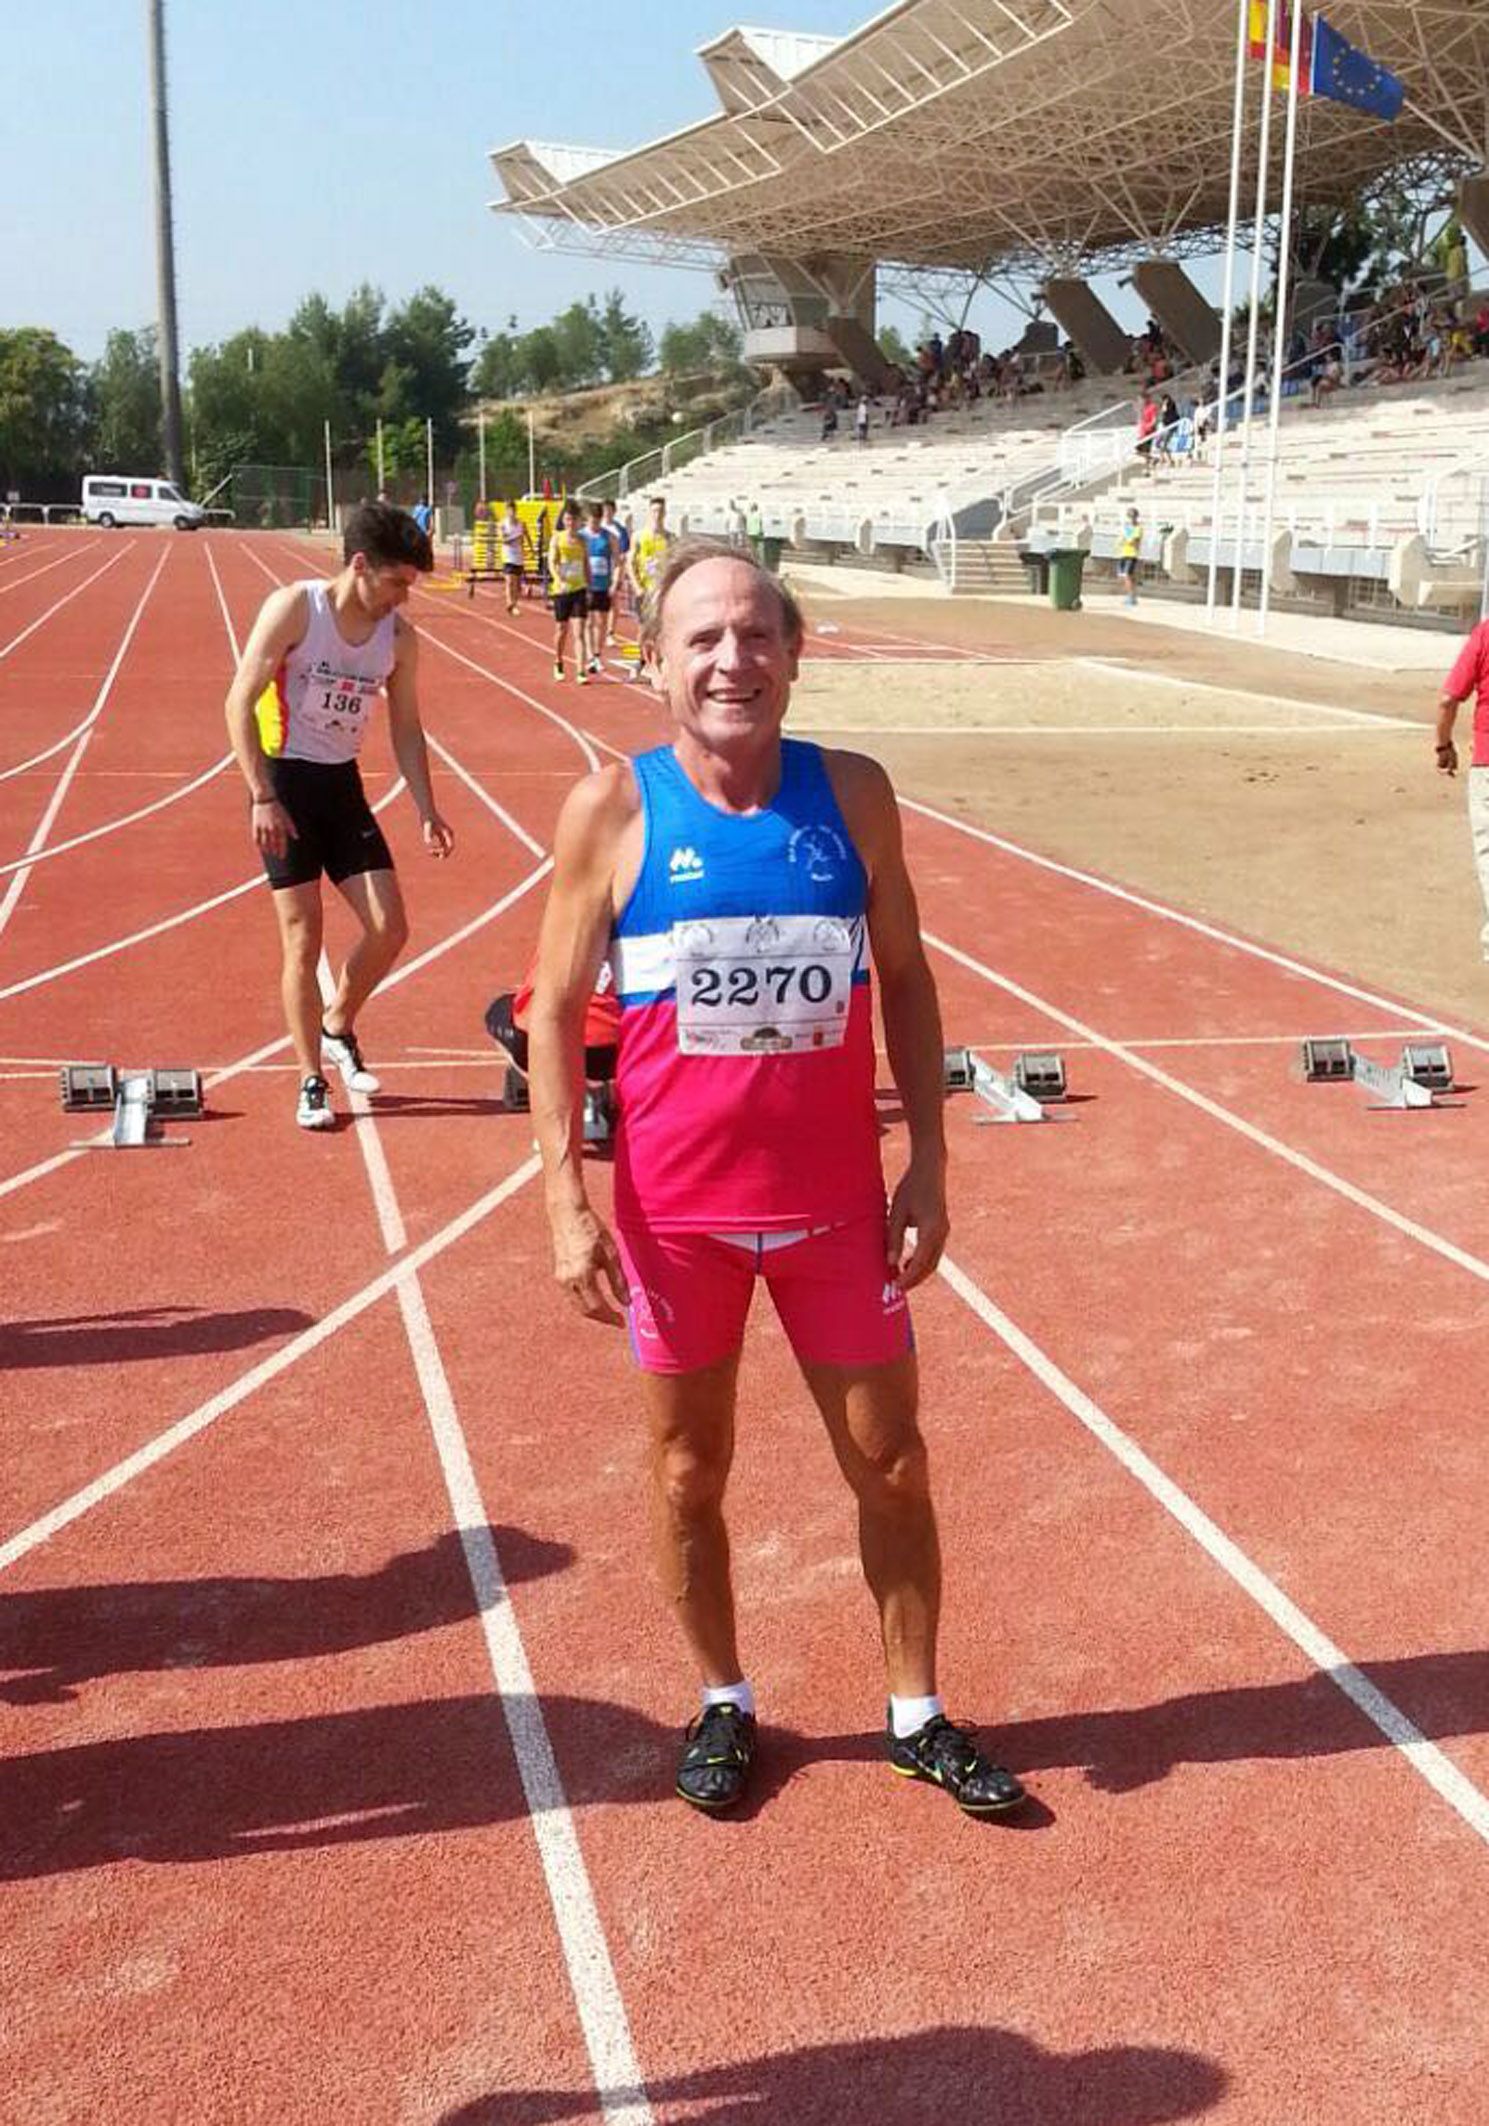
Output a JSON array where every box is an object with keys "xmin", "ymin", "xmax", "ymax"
[
  {"xmin": 7, "ymin": 0, "xmax": 1153, "ymax": 365},
  {"xmin": 13, "ymin": 1, "xmax": 1428, "ymax": 372},
  {"xmin": 7, "ymin": 0, "xmax": 910, "ymax": 360}
]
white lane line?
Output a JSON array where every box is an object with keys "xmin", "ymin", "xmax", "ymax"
[
  {"xmin": 904, "ymin": 798, "xmax": 1489, "ymax": 1063},
  {"xmin": 0, "ymin": 542, "xmax": 99, "ymax": 598},
  {"xmin": 579, "ymin": 729, "xmax": 631, "ymax": 765},
  {"xmin": 1073, "ymin": 655, "xmax": 1419, "ymax": 728},
  {"xmin": 968, "ymin": 1027, "xmax": 1439, "ymax": 1054},
  {"xmin": 0, "ymin": 549, "xmax": 140, "ymax": 787},
  {"xmin": 925, "ymin": 928, "xmax": 1489, "ymax": 1293},
  {"xmin": 939, "ymin": 1253, "xmax": 1489, "ymax": 1846},
  {"xmin": 0, "ymin": 541, "xmax": 133, "ymax": 673},
  {"xmin": 0, "ymin": 1156, "xmax": 541, "ymax": 1575},
  {"xmin": 0, "ymin": 547, "xmax": 170, "ymax": 941},
  {"xmin": 0, "ymin": 857, "xmax": 552, "ymax": 1202},
  {"xmin": 0, "ymin": 542, "xmax": 244, "ymax": 878},
  {"xmin": 0, "ymin": 751, "xmax": 236, "ymax": 878},
  {"xmin": 332, "ymin": 980, "xmax": 651, "ymax": 2123},
  {"xmin": 425, "ymin": 733, "xmax": 547, "ymax": 857},
  {"xmin": 0, "ymin": 771, "xmax": 401, "ymax": 1007}
]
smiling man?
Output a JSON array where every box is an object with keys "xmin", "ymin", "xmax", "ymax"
[
  {"xmin": 224, "ymin": 502, "xmax": 455, "ymax": 1131},
  {"xmin": 526, "ymin": 538, "xmax": 1026, "ymax": 1817}
]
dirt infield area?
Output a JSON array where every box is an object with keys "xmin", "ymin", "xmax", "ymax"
[{"xmin": 785, "ymin": 589, "xmax": 1488, "ymax": 1033}]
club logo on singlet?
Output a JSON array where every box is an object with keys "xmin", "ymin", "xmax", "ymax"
[
  {"xmin": 668, "ymin": 845, "xmax": 705, "ymax": 884},
  {"xmin": 788, "ymin": 823, "xmax": 848, "ymax": 884}
]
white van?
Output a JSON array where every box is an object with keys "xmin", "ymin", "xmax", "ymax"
[{"xmin": 81, "ymin": 475, "xmax": 205, "ymax": 530}]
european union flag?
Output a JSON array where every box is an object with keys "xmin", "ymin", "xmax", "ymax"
[{"xmin": 1309, "ymin": 14, "xmax": 1405, "ymax": 121}]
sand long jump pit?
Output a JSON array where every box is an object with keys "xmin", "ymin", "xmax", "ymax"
[{"xmin": 785, "ymin": 654, "xmax": 1417, "ymax": 738}]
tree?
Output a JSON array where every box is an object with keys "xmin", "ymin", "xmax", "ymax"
[
  {"xmin": 516, "ymin": 324, "xmax": 563, "ymax": 395},
  {"xmin": 596, "ymin": 289, "xmax": 653, "ymax": 382},
  {"xmin": 878, "ymin": 322, "xmax": 914, "ymax": 369},
  {"xmin": 0, "ymin": 328, "xmax": 91, "ymax": 491},
  {"xmin": 551, "ymin": 298, "xmax": 605, "ymax": 389},
  {"xmin": 658, "ymin": 309, "xmax": 744, "ymax": 376},
  {"xmin": 91, "ymin": 328, "xmax": 162, "ymax": 471},
  {"xmin": 472, "ymin": 330, "xmax": 523, "ymax": 401},
  {"xmin": 384, "ymin": 285, "xmax": 474, "ymax": 451}
]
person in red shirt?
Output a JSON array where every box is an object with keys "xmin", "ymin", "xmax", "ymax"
[{"xmin": 1435, "ymin": 619, "xmax": 1489, "ymax": 955}]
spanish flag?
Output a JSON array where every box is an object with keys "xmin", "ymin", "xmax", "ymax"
[{"xmin": 1248, "ymin": 2, "xmax": 1311, "ymax": 92}]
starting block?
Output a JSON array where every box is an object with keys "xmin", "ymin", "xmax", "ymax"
[
  {"xmin": 1014, "ymin": 1051, "xmax": 1067, "ymax": 1103},
  {"xmin": 59, "ymin": 1063, "xmax": 201, "ymax": 1146},
  {"xmin": 943, "ymin": 1047, "xmax": 1046, "ymax": 1124},
  {"xmin": 945, "ymin": 1046, "xmax": 1065, "ymax": 1121},
  {"xmin": 1300, "ymin": 1039, "xmax": 1438, "ymax": 1111},
  {"xmin": 582, "ymin": 1084, "xmax": 616, "ymax": 1147},
  {"xmin": 1402, "ymin": 1041, "xmax": 1454, "ymax": 1091},
  {"xmin": 1301, "ymin": 1038, "xmax": 1353, "ymax": 1083}
]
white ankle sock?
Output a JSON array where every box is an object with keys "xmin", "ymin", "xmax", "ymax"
[
  {"xmin": 702, "ymin": 1680, "xmax": 755, "ymax": 1718},
  {"xmin": 890, "ymin": 1692, "xmax": 944, "ymax": 1739}
]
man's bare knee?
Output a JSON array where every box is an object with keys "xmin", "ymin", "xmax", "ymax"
[
  {"xmin": 845, "ymin": 1427, "xmax": 932, "ymax": 1514},
  {"xmin": 655, "ymin": 1440, "xmax": 730, "ymax": 1523}
]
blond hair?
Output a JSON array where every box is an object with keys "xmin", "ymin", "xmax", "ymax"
[{"xmin": 638, "ymin": 535, "xmax": 804, "ymax": 652}]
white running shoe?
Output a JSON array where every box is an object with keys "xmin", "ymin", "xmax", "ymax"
[
  {"xmin": 296, "ymin": 1074, "xmax": 335, "ymax": 1130},
  {"xmin": 321, "ymin": 1024, "xmax": 381, "ymax": 1093}
]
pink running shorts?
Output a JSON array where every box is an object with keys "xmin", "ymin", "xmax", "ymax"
[{"xmin": 616, "ymin": 1213, "xmax": 914, "ymax": 1376}]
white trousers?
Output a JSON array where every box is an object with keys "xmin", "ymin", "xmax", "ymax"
[{"xmin": 1468, "ymin": 768, "xmax": 1489, "ymax": 959}]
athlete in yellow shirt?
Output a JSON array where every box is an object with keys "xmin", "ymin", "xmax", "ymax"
[
  {"xmin": 627, "ymin": 495, "xmax": 673, "ymax": 621},
  {"xmin": 548, "ymin": 499, "xmax": 591, "ymax": 682}
]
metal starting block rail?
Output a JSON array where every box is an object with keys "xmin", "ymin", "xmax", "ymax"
[
  {"xmin": 60, "ymin": 1063, "xmax": 202, "ymax": 1147},
  {"xmin": 944, "ymin": 1046, "xmax": 1060, "ymax": 1125},
  {"xmin": 1300, "ymin": 1039, "xmax": 1453, "ymax": 1111}
]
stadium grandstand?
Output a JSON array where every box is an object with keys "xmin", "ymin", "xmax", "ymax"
[{"xmin": 489, "ymin": 0, "xmax": 1489, "ymax": 620}]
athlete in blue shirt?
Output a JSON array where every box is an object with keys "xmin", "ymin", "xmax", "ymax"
[{"xmin": 582, "ymin": 502, "xmax": 619, "ymax": 675}]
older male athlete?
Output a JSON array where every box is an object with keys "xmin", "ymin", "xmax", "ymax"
[
  {"xmin": 527, "ymin": 538, "xmax": 1025, "ymax": 1816},
  {"xmin": 225, "ymin": 501, "xmax": 454, "ymax": 1131}
]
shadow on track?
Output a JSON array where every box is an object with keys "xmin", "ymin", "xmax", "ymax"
[
  {"xmin": 439, "ymin": 2024, "xmax": 1227, "ymax": 2124},
  {"xmin": 0, "ymin": 1303, "xmax": 313, "ymax": 1370},
  {"xmin": 0, "ymin": 1526, "xmax": 572, "ymax": 1704}
]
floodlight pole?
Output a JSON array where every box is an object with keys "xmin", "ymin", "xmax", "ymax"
[
  {"xmin": 425, "ymin": 417, "xmax": 435, "ymax": 518},
  {"xmin": 147, "ymin": 0, "xmax": 186, "ymax": 489},
  {"xmin": 323, "ymin": 420, "xmax": 334, "ymax": 532},
  {"xmin": 1257, "ymin": 0, "xmax": 1306, "ymax": 637},
  {"xmin": 528, "ymin": 410, "xmax": 536, "ymax": 497},
  {"xmin": 375, "ymin": 418, "xmax": 385, "ymax": 494},
  {"xmin": 1229, "ymin": 0, "xmax": 1282, "ymax": 630},
  {"xmin": 478, "ymin": 410, "xmax": 487, "ymax": 502},
  {"xmin": 1206, "ymin": 0, "xmax": 1253, "ymax": 619}
]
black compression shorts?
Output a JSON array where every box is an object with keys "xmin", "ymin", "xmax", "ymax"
[
  {"xmin": 552, "ymin": 590, "xmax": 588, "ymax": 624},
  {"xmin": 587, "ymin": 588, "xmax": 612, "ymax": 613},
  {"xmin": 260, "ymin": 756, "xmax": 394, "ymax": 891}
]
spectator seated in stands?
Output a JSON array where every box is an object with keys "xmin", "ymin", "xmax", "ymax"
[
  {"xmin": 821, "ymin": 402, "xmax": 840, "ymax": 444},
  {"xmin": 1310, "ymin": 352, "xmax": 1344, "ymax": 407}
]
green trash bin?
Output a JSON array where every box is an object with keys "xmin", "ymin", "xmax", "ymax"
[
  {"xmin": 760, "ymin": 535, "xmax": 785, "ymax": 573},
  {"xmin": 1049, "ymin": 548, "xmax": 1086, "ymax": 611}
]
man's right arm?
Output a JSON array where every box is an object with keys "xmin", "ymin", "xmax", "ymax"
[
  {"xmin": 1437, "ymin": 629, "xmax": 1484, "ymax": 776},
  {"xmin": 224, "ymin": 587, "xmax": 306, "ymax": 854},
  {"xmin": 527, "ymin": 765, "xmax": 637, "ymax": 1324}
]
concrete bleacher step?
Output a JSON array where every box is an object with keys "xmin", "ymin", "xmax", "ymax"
[{"xmin": 948, "ymin": 539, "xmax": 1029, "ymax": 597}]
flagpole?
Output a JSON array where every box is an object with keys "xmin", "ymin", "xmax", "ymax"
[
  {"xmin": 1257, "ymin": 0, "xmax": 1306, "ymax": 637},
  {"xmin": 1230, "ymin": 0, "xmax": 1281, "ymax": 630},
  {"xmin": 1206, "ymin": 0, "xmax": 1254, "ymax": 619}
]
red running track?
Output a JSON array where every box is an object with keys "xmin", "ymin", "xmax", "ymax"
[{"xmin": 1, "ymin": 531, "xmax": 1487, "ymax": 2122}]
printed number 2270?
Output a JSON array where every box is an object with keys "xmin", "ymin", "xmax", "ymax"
[{"xmin": 689, "ymin": 963, "xmax": 831, "ymax": 1008}]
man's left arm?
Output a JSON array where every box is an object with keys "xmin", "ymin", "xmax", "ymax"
[
  {"xmin": 385, "ymin": 618, "xmax": 455, "ymax": 857},
  {"xmin": 831, "ymin": 753, "xmax": 948, "ymax": 1289}
]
